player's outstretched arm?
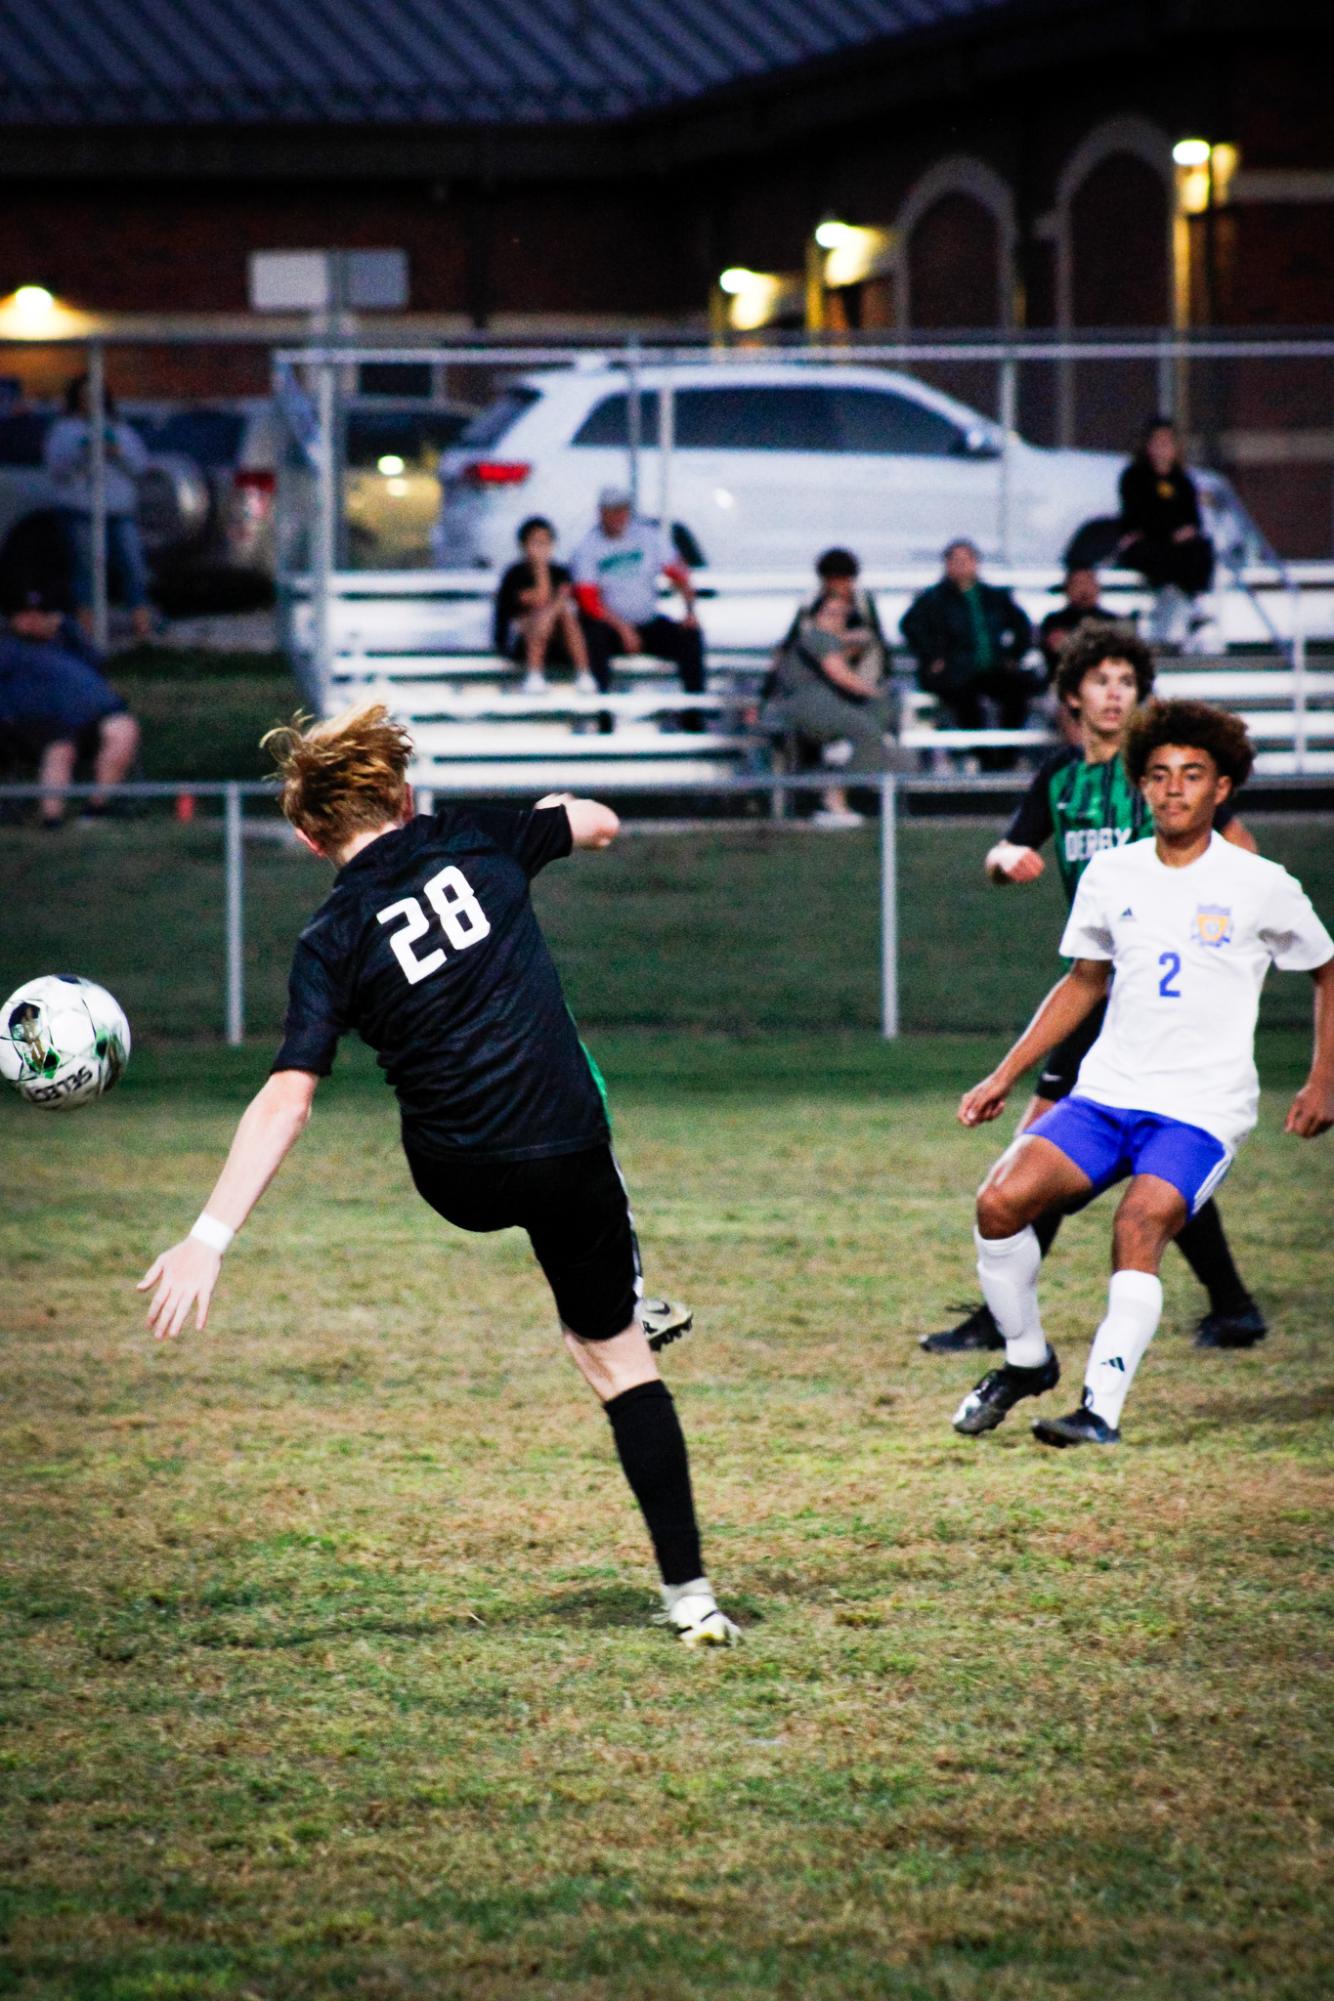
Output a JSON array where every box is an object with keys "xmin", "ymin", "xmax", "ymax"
[
  {"xmin": 536, "ymin": 793, "xmax": 620, "ymax": 850},
  {"xmin": 1285, "ymin": 956, "xmax": 1334, "ymax": 1138},
  {"xmin": 985, "ymin": 839, "xmax": 1044, "ymax": 885},
  {"xmin": 137, "ymin": 1069, "xmax": 319, "ymax": 1340},
  {"xmin": 959, "ymin": 959, "xmax": 1109, "ymax": 1126}
]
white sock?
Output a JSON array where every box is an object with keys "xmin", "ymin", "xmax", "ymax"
[
  {"xmin": 1084, "ymin": 1270, "xmax": 1163, "ymax": 1429},
  {"xmin": 975, "ymin": 1226, "xmax": 1048, "ymax": 1369}
]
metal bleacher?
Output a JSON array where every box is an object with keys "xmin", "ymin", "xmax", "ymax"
[{"xmin": 284, "ymin": 564, "xmax": 1334, "ymax": 792}]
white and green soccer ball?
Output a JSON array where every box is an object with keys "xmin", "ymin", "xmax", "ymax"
[{"xmin": 0, "ymin": 974, "xmax": 131, "ymax": 1110}]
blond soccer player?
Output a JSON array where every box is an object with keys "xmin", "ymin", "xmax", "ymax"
[{"xmin": 139, "ymin": 705, "xmax": 738, "ymax": 1646}]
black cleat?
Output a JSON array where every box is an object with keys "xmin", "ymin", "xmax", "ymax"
[
  {"xmin": 1033, "ymin": 1395, "xmax": 1120, "ymax": 1448},
  {"xmin": 1193, "ymin": 1300, "xmax": 1267, "ymax": 1349},
  {"xmin": 952, "ymin": 1349, "xmax": 1060, "ymax": 1436},
  {"xmin": 920, "ymin": 1300, "xmax": 1005, "ymax": 1355},
  {"xmin": 641, "ymin": 1297, "xmax": 693, "ymax": 1353}
]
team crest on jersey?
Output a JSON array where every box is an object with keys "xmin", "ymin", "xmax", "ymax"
[{"xmin": 1193, "ymin": 903, "xmax": 1234, "ymax": 948}]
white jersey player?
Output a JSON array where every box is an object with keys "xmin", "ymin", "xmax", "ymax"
[{"xmin": 950, "ymin": 699, "xmax": 1334, "ymax": 1447}]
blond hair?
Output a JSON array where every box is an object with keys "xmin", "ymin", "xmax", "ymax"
[{"xmin": 262, "ymin": 703, "xmax": 415, "ymax": 850}]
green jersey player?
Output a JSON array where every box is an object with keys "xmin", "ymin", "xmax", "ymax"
[{"xmin": 920, "ymin": 623, "xmax": 1264, "ymax": 1356}]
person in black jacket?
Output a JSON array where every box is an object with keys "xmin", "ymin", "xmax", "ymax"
[
  {"xmin": 1116, "ymin": 419, "xmax": 1215, "ymax": 634},
  {"xmin": 899, "ymin": 540, "xmax": 1034, "ymax": 765}
]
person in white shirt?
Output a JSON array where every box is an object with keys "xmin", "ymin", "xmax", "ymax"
[
  {"xmin": 570, "ymin": 487, "xmax": 704, "ymax": 697},
  {"xmin": 950, "ymin": 699, "xmax": 1334, "ymax": 1447}
]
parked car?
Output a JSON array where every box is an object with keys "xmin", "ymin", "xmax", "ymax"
[
  {"xmin": 435, "ymin": 360, "xmax": 1265, "ymax": 574},
  {"xmin": 341, "ymin": 404, "xmax": 475, "ymax": 568}
]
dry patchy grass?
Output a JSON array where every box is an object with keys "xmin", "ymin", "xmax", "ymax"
[{"xmin": 1, "ymin": 1034, "xmax": 1331, "ymax": 2000}]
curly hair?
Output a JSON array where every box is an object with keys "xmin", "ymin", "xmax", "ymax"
[
  {"xmin": 262, "ymin": 702, "xmax": 415, "ymax": 850},
  {"xmin": 1123, "ymin": 699, "xmax": 1255, "ymax": 791},
  {"xmin": 1055, "ymin": 621, "xmax": 1156, "ymax": 707}
]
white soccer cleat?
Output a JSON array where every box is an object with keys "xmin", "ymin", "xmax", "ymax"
[
  {"xmin": 640, "ymin": 1295, "xmax": 693, "ymax": 1353},
  {"xmin": 659, "ymin": 1579, "xmax": 742, "ymax": 1648}
]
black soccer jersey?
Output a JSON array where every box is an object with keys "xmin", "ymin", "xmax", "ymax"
[{"xmin": 272, "ymin": 803, "xmax": 609, "ymax": 1162}]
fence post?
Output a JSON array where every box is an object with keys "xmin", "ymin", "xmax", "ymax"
[
  {"xmin": 880, "ymin": 773, "xmax": 899, "ymax": 1039},
  {"xmin": 657, "ymin": 358, "xmax": 675, "ymax": 538},
  {"xmin": 1292, "ymin": 590, "xmax": 1308, "ymax": 774},
  {"xmin": 224, "ymin": 784, "xmax": 245, "ymax": 1047},
  {"xmin": 998, "ymin": 350, "xmax": 1017, "ymax": 563},
  {"xmin": 88, "ymin": 340, "xmax": 110, "ymax": 655},
  {"xmin": 626, "ymin": 335, "xmax": 642, "ymax": 509},
  {"xmin": 314, "ymin": 358, "xmax": 337, "ymax": 709}
]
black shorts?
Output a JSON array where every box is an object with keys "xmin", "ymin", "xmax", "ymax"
[
  {"xmin": 404, "ymin": 1140, "xmax": 642, "ymax": 1342},
  {"xmin": 1036, "ymin": 998, "xmax": 1107, "ymax": 1104}
]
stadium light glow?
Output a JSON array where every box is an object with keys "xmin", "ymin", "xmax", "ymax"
[
  {"xmin": 376, "ymin": 453, "xmax": 406, "ymax": 476},
  {"xmin": 14, "ymin": 284, "xmax": 55, "ymax": 314},
  {"xmin": 718, "ymin": 267, "xmax": 755, "ymax": 295},
  {"xmin": 814, "ymin": 219, "xmax": 854, "ymax": 251},
  {"xmin": 1173, "ymin": 138, "xmax": 1212, "ymax": 168}
]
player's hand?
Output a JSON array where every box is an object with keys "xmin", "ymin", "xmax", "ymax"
[
  {"xmin": 137, "ymin": 1239, "xmax": 222, "ymax": 1340},
  {"xmin": 1285, "ymin": 1080, "xmax": 1334, "ymax": 1138},
  {"xmin": 988, "ymin": 842, "xmax": 1044, "ymax": 885},
  {"xmin": 958, "ymin": 1073, "xmax": 1011, "ymax": 1126}
]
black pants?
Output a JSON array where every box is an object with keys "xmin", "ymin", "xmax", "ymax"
[
  {"xmin": 935, "ymin": 665, "xmax": 1032, "ymax": 769},
  {"xmin": 1121, "ymin": 533, "xmax": 1215, "ymax": 597},
  {"xmin": 580, "ymin": 613, "xmax": 706, "ymax": 695}
]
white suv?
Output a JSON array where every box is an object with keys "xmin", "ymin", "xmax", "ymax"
[{"xmin": 435, "ymin": 359, "xmax": 1262, "ymax": 575}]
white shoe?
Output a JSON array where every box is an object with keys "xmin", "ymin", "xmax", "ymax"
[
  {"xmin": 520, "ymin": 672, "xmax": 548, "ymax": 694},
  {"xmin": 811, "ymin": 808, "xmax": 864, "ymax": 829},
  {"xmin": 640, "ymin": 1296, "xmax": 693, "ymax": 1353},
  {"xmin": 658, "ymin": 1579, "xmax": 741, "ymax": 1648},
  {"xmin": 574, "ymin": 671, "xmax": 598, "ymax": 694}
]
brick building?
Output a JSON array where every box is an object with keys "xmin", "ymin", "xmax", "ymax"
[{"xmin": 2, "ymin": 0, "xmax": 1330, "ymax": 546}]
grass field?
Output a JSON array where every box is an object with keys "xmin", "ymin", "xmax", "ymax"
[{"xmin": 2, "ymin": 1029, "xmax": 1331, "ymax": 2000}]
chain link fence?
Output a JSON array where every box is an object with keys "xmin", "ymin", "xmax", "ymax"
[{"xmin": 3, "ymin": 783, "xmax": 1330, "ymax": 1051}]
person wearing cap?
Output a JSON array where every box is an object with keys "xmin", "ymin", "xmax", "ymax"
[
  {"xmin": 570, "ymin": 489, "xmax": 705, "ymax": 697},
  {"xmin": 0, "ymin": 582, "xmax": 140, "ymax": 827}
]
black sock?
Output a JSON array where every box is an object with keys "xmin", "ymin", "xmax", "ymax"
[
  {"xmin": 1174, "ymin": 1200, "xmax": 1251, "ymax": 1317},
  {"xmin": 1034, "ymin": 1210, "xmax": 1063, "ymax": 1257},
  {"xmin": 604, "ymin": 1380, "xmax": 703, "ymax": 1588}
]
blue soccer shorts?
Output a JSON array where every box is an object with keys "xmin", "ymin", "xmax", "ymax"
[{"xmin": 1028, "ymin": 1095, "xmax": 1232, "ymax": 1215}]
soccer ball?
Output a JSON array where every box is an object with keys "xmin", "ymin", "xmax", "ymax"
[{"xmin": 0, "ymin": 974, "xmax": 131, "ymax": 1110}]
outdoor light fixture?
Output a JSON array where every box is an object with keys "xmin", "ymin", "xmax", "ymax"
[
  {"xmin": 0, "ymin": 283, "xmax": 84, "ymax": 337},
  {"xmin": 1172, "ymin": 138, "xmax": 1212, "ymax": 168},
  {"xmin": 718, "ymin": 267, "xmax": 755, "ymax": 295},
  {"xmin": 814, "ymin": 219, "xmax": 854, "ymax": 250},
  {"xmin": 377, "ymin": 453, "xmax": 406, "ymax": 476}
]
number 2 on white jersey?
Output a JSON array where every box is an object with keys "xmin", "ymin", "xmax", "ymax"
[{"xmin": 377, "ymin": 864, "xmax": 492, "ymax": 985}]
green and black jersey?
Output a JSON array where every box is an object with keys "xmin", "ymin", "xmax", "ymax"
[{"xmin": 1004, "ymin": 746, "xmax": 1234, "ymax": 905}]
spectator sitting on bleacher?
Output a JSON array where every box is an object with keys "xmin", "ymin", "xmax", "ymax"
[
  {"xmin": 1038, "ymin": 565, "xmax": 1116, "ymax": 681},
  {"xmin": 762, "ymin": 554, "xmax": 894, "ymax": 828},
  {"xmin": 492, "ymin": 516, "xmax": 595, "ymax": 695},
  {"xmin": 570, "ymin": 487, "xmax": 705, "ymax": 698},
  {"xmin": 900, "ymin": 539, "xmax": 1034, "ymax": 767},
  {"xmin": 1116, "ymin": 417, "xmax": 1216, "ymax": 650},
  {"xmin": 0, "ymin": 580, "xmax": 140, "ymax": 828}
]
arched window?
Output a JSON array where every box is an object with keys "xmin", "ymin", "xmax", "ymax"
[{"xmin": 1055, "ymin": 118, "xmax": 1174, "ymax": 446}]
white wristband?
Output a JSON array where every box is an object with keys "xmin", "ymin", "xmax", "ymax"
[{"xmin": 190, "ymin": 1213, "xmax": 235, "ymax": 1255}]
